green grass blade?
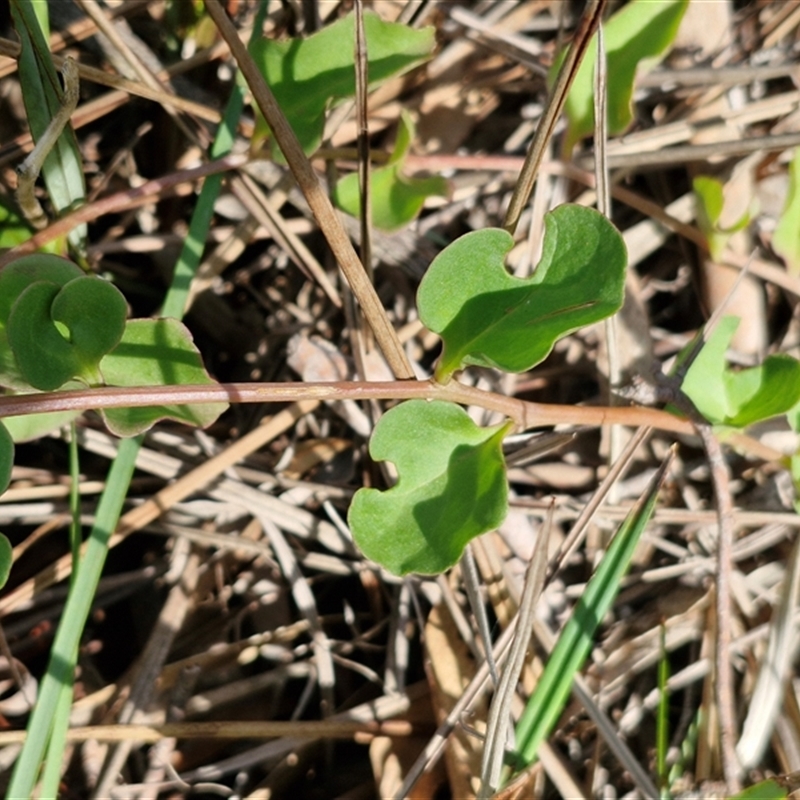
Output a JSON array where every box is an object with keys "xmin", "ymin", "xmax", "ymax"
[
  {"xmin": 161, "ymin": 85, "xmax": 244, "ymax": 318},
  {"xmin": 668, "ymin": 707, "xmax": 700, "ymax": 789},
  {"xmin": 10, "ymin": 0, "xmax": 87, "ymax": 253},
  {"xmin": 6, "ymin": 6, "xmax": 268, "ymax": 792},
  {"xmin": 38, "ymin": 678, "xmax": 76, "ymax": 799},
  {"xmin": 512, "ymin": 450, "xmax": 673, "ymax": 768},
  {"xmin": 657, "ymin": 624, "xmax": 671, "ymax": 798},
  {"xmin": 68, "ymin": 423, "xmax": 81, "ymax": 584},
  {"xmin": 6, "ymin": 435, "xmax": 141, "ymax": 798},
  {"xmin": 160, "ymin": 0, "xmax": 265, "ymax": 319}
]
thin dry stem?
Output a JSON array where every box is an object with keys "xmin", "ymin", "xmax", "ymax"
[
  {"xmin": 0, "ymin": 152, "xmax": 251, "ymax": 265},
  {"xmin": 695, "ymin": 421, "xmax": 743, "ymax": 792},
  {"xmin": 503, "ymin": 0, "xmax": 607, "ymax": 234}
]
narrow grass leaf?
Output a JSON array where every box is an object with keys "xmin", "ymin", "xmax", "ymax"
[
  {"xmin": 512, "ymin": 451, "xmax": 672, "ymax": 767},
  {"xmin": 160, "ymin": 50, "xmax": 247, "ymax": 320},
  {"xmin": 10, "ymin": 0, "xmax": 87, "ymax": 252},
  {"xmin": 38, "ymin": 679, "xmax": 75, "ymax": 799},
  {"xmin": 6, "ymin": 436, "xmax": 141, "ymax": 798},
  {"xmin": 656, "ymin": 625, "xmax": 670, "ymax": 797}
]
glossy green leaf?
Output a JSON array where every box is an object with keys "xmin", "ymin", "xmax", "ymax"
[
  {"xmin": 0, "ymin": 258, "xmax": 112, "ymax": 431},
  {"xmin": 250, "ymin": 11, "xmax": 435, "ymax": 155},
  {"xmin": 513, "ymin": 453, "xmax": 670, "ymax": 767},
  {"xmin": 553, "ymin": 0, "xmax": 688, "ymax": 149},
  {"xmin": 682, "ymin": 316, "xmax": 800, "ymax": 428},
  {"xmin": 99, "ymin": 319, "xmax": 228, "ymax": 436},
  {"xmin": 0, "ymin": 254, "xmax": 83, "ymax": 326},
  {"xmin": 725, "ymin": 356, "xmax": 800, "ymax": 427},
  {"xmin": 0, "ymin": 256, "xmax": 83, "ymax": 389},
  {"xmin": 0, "ymin": 199, "xmax": 62, "ymax": 252},
  {"xmin": 349, "ymin": 400, "xmax": 511, "ymax": 576},
  {"xmin": 418, "ymin": 205, "xmax": 626, "ymax": 382},
  {"xmin": 677, "ymin": 317, "xmax": 735, "ymax": 424},
  {"xmin": 334, "ymin": 111, "xmax": 448, "ymax": 231},
  {"xmin": 7, "ymin": 276, "xmax": 127, "ymax": 392},
  {"xmin": 693, "ymin": 175, "xmax": 752, "ymax": 261},
  {"xmin": 1, "ymin": 410, "xmax": 81, "ymax": 443},
  {"xmin": 730, "ymin": 780, "xmax": 787, "ymax": 800},
  {"xmin": 0, "ymin": 200, "xmax": 33, "ymax": 250},
  {"xmin": 10, "ymin": 0, "xmax": 87, "ymax": 252},
  {"xmin": 773, "ymin": 148, "xmax": 800, "ymax": 275}
]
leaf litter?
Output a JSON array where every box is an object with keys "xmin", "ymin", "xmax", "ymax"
[{"xmin": 2, "ymin": 1, "xmax": 800, "ymax": 798}]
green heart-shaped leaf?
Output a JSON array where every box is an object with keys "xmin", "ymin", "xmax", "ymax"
[
  {"xmin": 334, "ymin": 111, "xmax": 448, "ymax": 231},
  {"xmin": 0, "ymin": 255, "xmax": 83, "ymax": 389},
  {"xmin": 0, "ymin": 254, "xmax": 83, "ymax": 326},
  {"xmin": 99, "ymin": 318, "xmax": 228, "ymax": 436},
  {"xmin": 682, "ymin": 316, "xmax": 800, "ymax": 428},
  {"xmin": 349, "ymin": 400, "xmax": 511, "ymax": 576},
  {"xmin": 7, "ymin": 275, "xmax": 127, "ymax": 391},
  {"xmin": 418, "ymin": 205, "xmax": 626, "ymax": 382},
  {"xmin": 11, "ymin": 0, "xmax": 87, "ymax": 252},
  {"xmin": 250, "ymin": 11, "xmax": 435, "ymax": 155},
  {"xmin": 553, "ymin": 0, "xmax": 688, "ymax": 150}
]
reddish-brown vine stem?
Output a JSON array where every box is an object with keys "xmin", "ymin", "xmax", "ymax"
[{"xmin": 0, "ymin": 380, "xmax": 696, "ymax": 435}]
